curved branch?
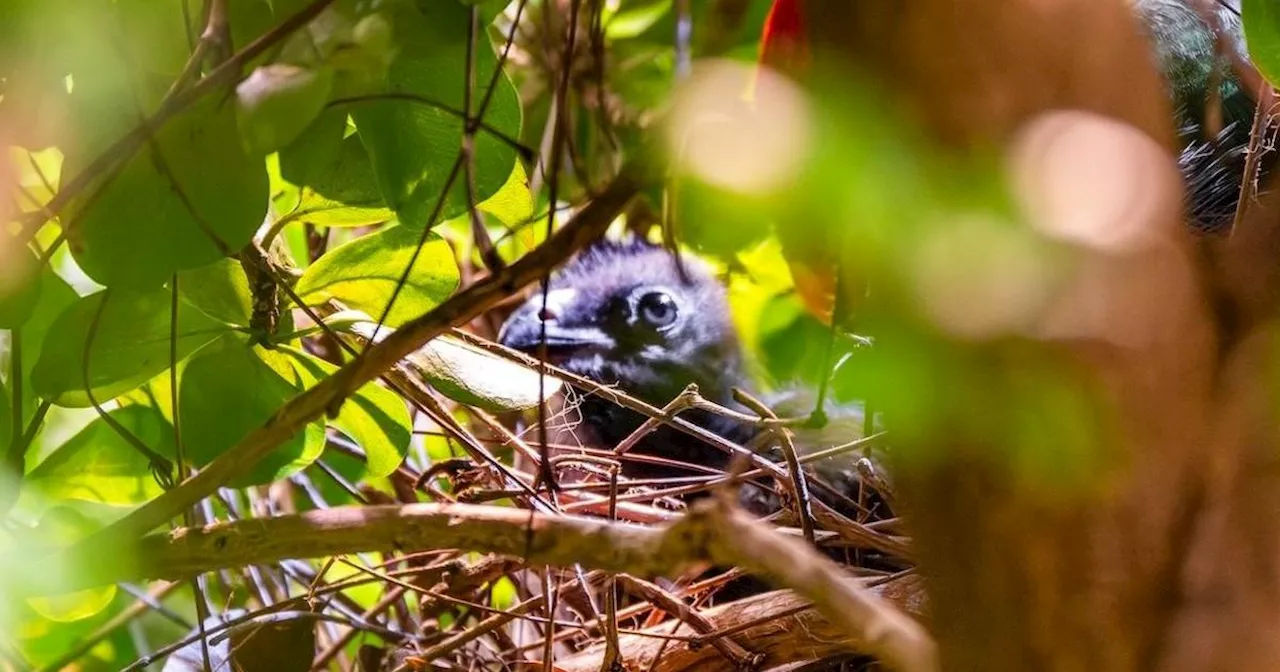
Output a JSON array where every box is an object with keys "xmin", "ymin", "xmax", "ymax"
[{"xmin": 51, "ymin": 497, "xmax": 936, "ymax": 672}]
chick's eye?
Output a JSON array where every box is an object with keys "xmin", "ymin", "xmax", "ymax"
[{"xmin": 636, "ymin": 291, "xmax": 678, "ymax": 329}]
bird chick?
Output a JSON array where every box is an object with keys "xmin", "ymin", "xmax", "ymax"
[{"xmin": 498, "ymin": 239, "xmax": 754, "ymax": 478}]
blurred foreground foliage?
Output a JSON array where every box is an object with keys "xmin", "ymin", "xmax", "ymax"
[{"xmin": 2, "ymin": 0, "xmax": 1278, "ymax": 669}]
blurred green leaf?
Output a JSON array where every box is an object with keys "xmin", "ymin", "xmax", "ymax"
[
  {"xmin": 178, "ymin": 258, "xmax": 254, "ymax": 326},
  {"xmin": 25, "ymin": 405, "xmax": 172, "ymax": 505},
  {"xmin": 294, "ymin": 224, "xmax": 459, "ymax": 327},
  {"xmin": 15, "ymin": 269, "xmax": 78, "ymax": 419},
  {"xmin": 1245, "ymin": 0, "xmax": 1280, "ymax": 86},
  {"xmin": 32, "ymin": 287, "xmax": 232, "ymax": 407},
  {"xmin": 351, "ymin": 0, "xmax": 521, "ymax": 227},
  {"xmin": 0, "ymin": 380, "xmax": 11, "ymax": 464},
  {"xmin": 180, "ymin": 337, "xmax": 321, "ymax": 486},
  {"xmin": 12, "ymin": 0, "xmax": 188, "ymax": 153},
  {"xmin": 65, "ymin": 98, "xmax": 269, "ymax": 289},
  {"xmin": 606, "ymin": 0, "xmax": 673, "ymax": 39},
  {"xmin": 0, "ymin": 249, "xmax": 43, "ymax": 329},
  {"xmin": 23, "ymin": 507, "xmax": 117, "ymax": 623},
  {"xmin": 285, "ymin": 349, "xmax": 410, "ymax": 478},
  {"xmin": 236, "ymin": 64, "xmax": 336, "ymax": 156},
  {"xmin": 675, "ymin": 174, "xmax": 772, "ymax": 257},
  {"xmin": 226, "ymin": 0, "xmax": 275, "ymax": 52},
  {"xmin": 757, "ymin": 294, "xmax": 828, "ymax": 384}
]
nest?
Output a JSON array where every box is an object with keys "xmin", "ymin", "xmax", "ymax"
[{"xmin": 340, "ymin": 331, "xmax": 926, "ymax": 672}]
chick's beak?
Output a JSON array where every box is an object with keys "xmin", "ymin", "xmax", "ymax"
[{"xmin": 498, "ymin": 289, "xmax": 614, "ymax": 355}]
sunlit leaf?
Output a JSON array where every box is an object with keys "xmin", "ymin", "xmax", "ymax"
[
  {"xmin": 178, "ymin": 258, "xmax": 253, "ymax": 326},
  {"xmin": 64, "ymin": 98, "xmax": 269, "ymax": 289},
  {"xmin": 285, "ymin": 349, "xmax": 410, "ymax": 478},
  {"xmin": 478, "ymin": 161, "xmax": 534, "ymax": 227},
  {"xmin": 351, "ymin": 0, "xmax": 521, "ymax": 227},
  {"xmin": 294, "ymin": 224, "xmax": 459, "ymax": 327},
  {"xmin": 179, "ymin": 337, "xmax": 318, "ymax": 486},
  {"xmin": 25, "ymin": 405, "xmax": 172, "ymax": 505},
  {"xmin": 32, "ymin": 287, "xmax": 232, "ymax": 407}
]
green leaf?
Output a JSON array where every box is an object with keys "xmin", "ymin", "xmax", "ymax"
[
  {"xmin": 294, "ymin": 224, "xmax": 459, "ymax": 327},
  {"xmin": 178, "ymin": 258, "xmax": 254, "ymax": 326},
  {"xmin": 285, "ymin": 349, "xmax": 410, "ymax": 478},
  {"xmin": 65, "ymin": 98, "xmax": 269, "ymax": 289},
  {"xmin": 351, "ymin": 0, "xmax": 521, "ymax": 227},
  {"xmin": 279, "ymin": 109, "xmax": 396, "ymax": 227},
  {"xmin": 25, "ymin": 405, "xmax": 172, "ymax": 505},
  {"xmin": 279, "ymin": 109, "xmax": 350, "ymax": 192},
  {"xmin": 292, "ymin": 189, "xmax": 398, "ymax": 228},
  {"xmin": 236, "ymin": 64, "xmax": 336, "ymax": 156},
  {"xmin": 31, "ymin": 287, "xmax": 231, "ymax": 407},
  {"xmin": 308, "ymin": 132, "xmax": 383, "ymax": 205},
  {"xmin": 179, "ymin": 337, "xmax": 319, "ymax": 486},
  {"xmin": 1245, "ymin": 0, "xmax": 1280, "ymax": 87},
  {"xmin": 0, "ymin": 248, "xmax": 42, "ymax": 328}
]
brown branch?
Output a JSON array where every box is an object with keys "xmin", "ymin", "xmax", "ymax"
[
  {"xmin": 36, "ymin": 160, "xmax": 650, "ymax": 568},
  {"xmin": 56, "ymin": 497, "xmax": 934, "ymax": 671}
]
